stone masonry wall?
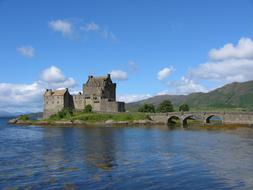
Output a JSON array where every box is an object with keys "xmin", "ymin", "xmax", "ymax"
[
  {"xmin": 73, "ymin": 94, "xmax": 85, "ymax": 111},
  {"xmin": 43, "ymin": 95, "xmax": 65, "ymax": 118}
]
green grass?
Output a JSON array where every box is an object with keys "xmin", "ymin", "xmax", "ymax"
[
  {"xmin": 45, "ymin": 111, "xmax": 149, "ymax": 123},
  {"xmin": 18, "ymin": 115, "xmax": 29, "ymax": 121}
]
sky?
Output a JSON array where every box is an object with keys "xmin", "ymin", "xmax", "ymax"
[{"xmin": 0, "ymin": 0, "xmax": 253, "ymax": 113}]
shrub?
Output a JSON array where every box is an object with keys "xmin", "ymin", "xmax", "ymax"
[
  {"xmin": 47, "ymin": 108, "xmax": 73, "ymax": 121},
  {"xmin": 179, "ymin": 104, "xmax": 190, "ymax": 111},
  {"xmin": 19, "ymin": 115, "xmax": 29, "ymax": 121},
  {"xmin": 84, "ymin": 104, "xmax": 92, "ymax": 113},
  {"xmin": 138, "ymin": 103, "xmax": 156, "ymax": 113},
  {"xmin": 157, "ymin": 99, "xmax": 174, "ymax": 113},
  {"xmin": 71, "ymin": 112, "xmax": 148, "ymax": 122}
]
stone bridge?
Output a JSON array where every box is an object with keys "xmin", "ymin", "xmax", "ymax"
[{"xmin": 149, "ymin": 111, "xmax": 253, "ymax": 126}]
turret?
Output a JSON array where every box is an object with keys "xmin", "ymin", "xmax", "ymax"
[{"xmin": 45, "ymin": 89, "xmax": 53, "ymax": 96}]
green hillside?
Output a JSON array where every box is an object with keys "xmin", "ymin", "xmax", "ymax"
[{"xmin": 126, "ymin": 80, "xmax": 253, "ymax": 112}]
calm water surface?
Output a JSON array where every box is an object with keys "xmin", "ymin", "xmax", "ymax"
[{"xmin": 0, "ymin": 118, "xmax": 253, "ymax": 190}]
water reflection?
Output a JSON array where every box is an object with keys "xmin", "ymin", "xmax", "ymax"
[
  {"xmin": 0, "ymin": 118, "xmax": 253, "ymax": 189},
  {"xmin": 79, "ymin": 128, "xmax": 117, "ymax": 171}
]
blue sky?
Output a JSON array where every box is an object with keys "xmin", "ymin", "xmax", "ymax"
[{"xmin": 0, "ymin": 0, "xmax": 253, "ymax": 112}]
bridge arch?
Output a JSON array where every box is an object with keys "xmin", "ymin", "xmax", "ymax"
[
  {"xmin": 167, "ymin": 115, "xmax": 181, "ymax": 125},
  {"xmin": 182, "ymin": 115, "xmax": 195, "ymax": 126},
  {"xmin": 205, "ymin": 114, "xmax": 223, "ymax": 124}
]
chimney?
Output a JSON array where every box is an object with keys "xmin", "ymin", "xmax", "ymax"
[
  {"xmin": 107, "ymin": 73, "xmax": 111, "ymax": 78},
  {"xmin": 88, "ymin": 75, "xmax": 93, "ymax": 79}
]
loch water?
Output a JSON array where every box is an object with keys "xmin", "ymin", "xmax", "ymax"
[{"xmin": 0, "ymin": 117, "xmax": 253, "ymax": 190}]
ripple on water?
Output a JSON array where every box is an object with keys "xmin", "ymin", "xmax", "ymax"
[{"xmin": 1, "ymin": 119, "xmax": 253, "ymax": 189}]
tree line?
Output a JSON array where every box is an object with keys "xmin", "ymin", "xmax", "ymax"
[{"xmin": 138, "ymin": 99, "xmax": 189, "ymax": 113}]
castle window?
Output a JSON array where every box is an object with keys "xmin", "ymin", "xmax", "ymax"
[
  {"xmin": 52, "ymin": 101, "xmax": 54, "ymax": 104},
  {"xmin": 85, "ymin": 97, "xmax": 90, "ymax": 99},
  {"xmin": 46, "ymin": 101, "xmax": 48, "ymax": 104},
  {"xmin": 57, "ymin": 101, "xmax": 59, "ymax": 104}
]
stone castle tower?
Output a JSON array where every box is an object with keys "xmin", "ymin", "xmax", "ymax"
[{"xmin": 43, "ymin": 74, "xmax": 125, "ymax": 118}]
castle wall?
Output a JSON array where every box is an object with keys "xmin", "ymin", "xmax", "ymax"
[
  {"xmin": 97, "ymin": 99, "xmax": 110, "ymax": 112},
  {"xmin": 83, "ymin": 98, "xmax": 123, "ymax": 112},
  {"xmin": 117, "ymin": 102, "xmax": 125, "ymax": 112},
  {"xmin": 43, "ymin": 95, "xmax": 65, "ymax": 118},
  {"xmin": 99, "ymin": 100, "xmax": 125, "ymax": 112},
  {"xmin": 103, "ymin": 83, "xmax": 116, "ymax": 101},
  {"xmin": 64, "ymin": 93, "xmax": 73, "ymax": 109},
  {"xmin": 93, "ymin": 101, "xmax": 102, "ymax": 112},
  {"xmin": 43, "ymin": 90, "xmax": 73, "ymax": 119},
  {"xmin": 73, "ymin": 94, "xmax": 85, "ymax": 111},
  {"xmin": 83, "ymin": 86, "xmax": 102, "ymax": 98},
  {"xmin": 83, "ymin": 75, "xmax": 116, "ymax": 101}
]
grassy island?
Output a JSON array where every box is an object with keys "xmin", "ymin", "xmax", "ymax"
[
  {"xmin": 9, "ymin": 110, "xmax": 159, "ymax": 126},
  {"xmin": 47, "ymin": 111, "xmax": 150, "ymax": 123}
]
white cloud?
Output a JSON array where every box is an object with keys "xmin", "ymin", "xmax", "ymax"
[
  {"xmin": 209, "ymin": 38, "xmax": 253, "ymax": 60},
  {"xmin": 41, "ymin": 66, "xmax": 65, "ymax": 83},
  {"xmin": 101, "ymin": 29, "xmax": 118, "ymax": 42},
  {"xmin": 49, "ymin": 19, "xmax": 73, "ymax": 37},
  {"xmin": 189, "ymin": 59, "xmax": 253, "ymax": 83},
  {"xmin": 80, "ymin": 22, "xmax": 99, "ymax": 31},
  {"xmin": 167, "ymin": 77, "xmax": 207, "ymax": 95},
  {"xmin": 189, "ymin": 37, "xmax": 253, "ymax": 83},
  {"xmin": 157, "ymin": 67, "xmax": 173, "ymax": 80},
  {"xmin": 81, "ymin": 22, "xmax": 118, "ymax": 41},
  {"xmin": 0, "ymin": 66, "xmax": 76, "ymax": 113},
  {"xmin": 156, "ymin": 91, "xmax": 170, "ymax": 96},
  {"xmin": 40, "ymin": 66, "xmax": 76, "ymax": 89},
  {"xmin": 49, "ymin": 19, "xmax": 117, "ymax": 42},
  {"xmin": 158, "ymin": 37, "xmax": 253, "ymax": 95},
  {"xmin": 110, "ymin": 70, "xmax": 128, "ymax": 81},
  {"xmin": 0, "ymin": 82, "xmax": 43, "ymax": 113},
  {"xmin": 117, "ymin": 94, "xmax": 152, "ymax": 103},
  {"xmin": 17, "ymin": 46, "xmax": 35, "ymax": 58}
]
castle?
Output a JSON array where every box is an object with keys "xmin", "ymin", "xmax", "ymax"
[{"xmin": 43, "ymin": 74, "xmax": 125, "ymax": 118}]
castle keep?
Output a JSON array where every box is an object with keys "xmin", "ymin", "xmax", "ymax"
[{"xmin": 43, "ymin": 74, "xmax": 125, "ymax": 118}]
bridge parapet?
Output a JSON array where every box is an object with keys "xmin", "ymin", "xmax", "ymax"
[{"xmin": 149, "ymin": 111, "xmax": 253, "ymax": 125}]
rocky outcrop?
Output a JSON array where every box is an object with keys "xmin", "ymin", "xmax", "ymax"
[{"xmin": 8, "ymin": 118, "xmax": 18, "ymax": 124}]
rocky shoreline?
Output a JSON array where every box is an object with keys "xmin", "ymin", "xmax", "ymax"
[{"xmin": 8, "ymin": 118, "xmax": 165, "ymax": 127}]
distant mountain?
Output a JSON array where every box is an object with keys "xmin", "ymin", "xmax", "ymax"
[
  {"xmin": 0, "ymin": 111, "xmax": 43, "ymax": 120},
  {"xmin": 126, "ymin": 80, "xmax": 253, "ymax": 112},
  {"xmin": 0, "ymin": 111, "xmax": 21, "ymax": 117},
  {"xmin": 27, "ymin": 112, "xmax": 43, "ymax": 120}
]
